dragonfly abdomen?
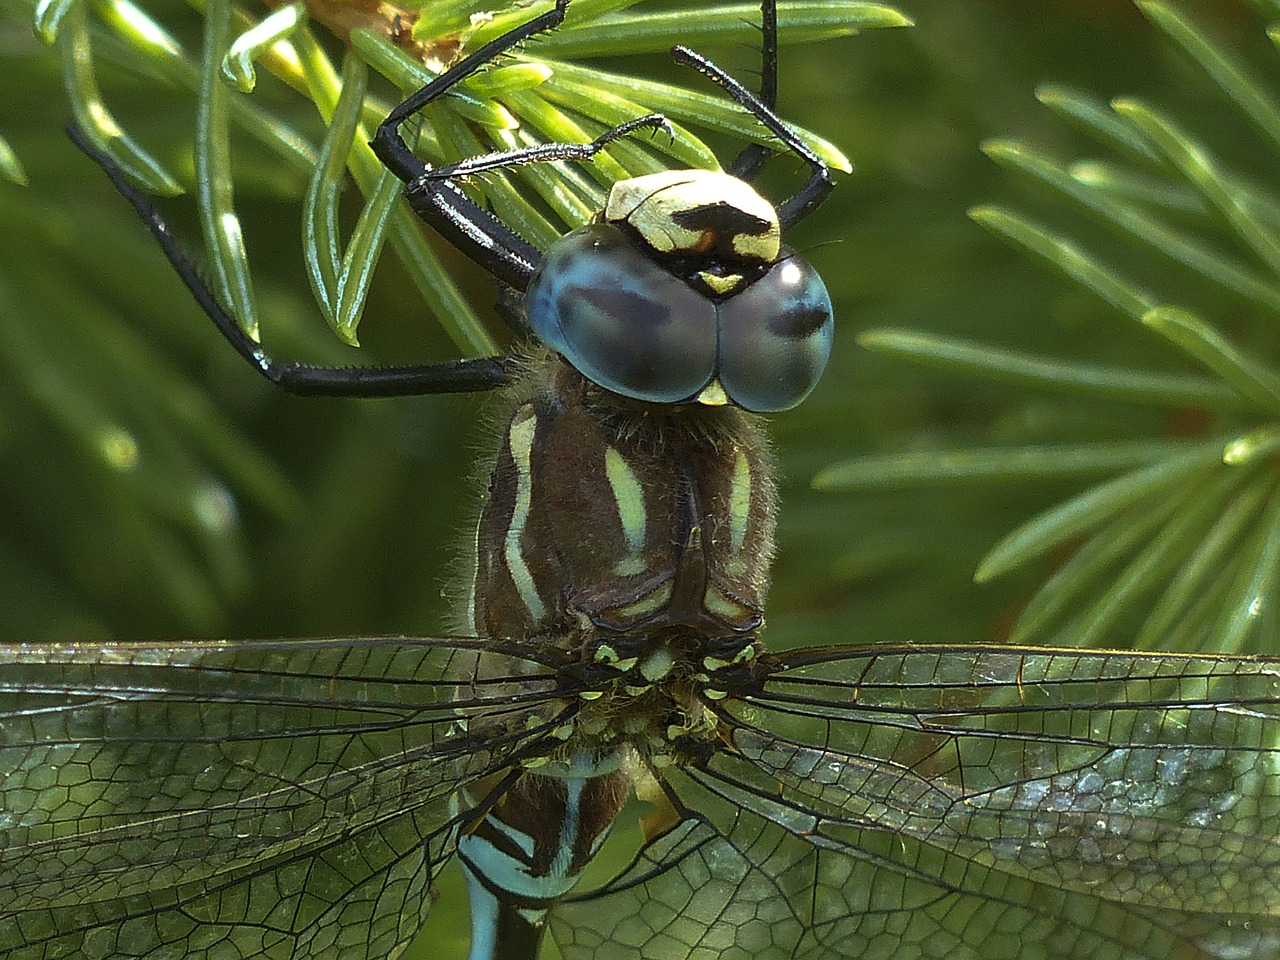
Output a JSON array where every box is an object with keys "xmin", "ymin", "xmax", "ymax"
[{"xmin": 455, "ymin": 762, "xmax": 630, "ymax": 960}]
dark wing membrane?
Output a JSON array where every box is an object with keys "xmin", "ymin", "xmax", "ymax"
[
  {"xmin": 0, "ymin": 636, "xmax": 568, "ymax": 960},
  {"xmin": 551, "ymin": 645, "xmax": 1280, "ymax": 960}
]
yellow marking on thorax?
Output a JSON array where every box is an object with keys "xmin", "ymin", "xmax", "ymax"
[
  {"xmin": 722, "ymin": 446, "xmax": 753, "ymax": 579},
  {"xmin": 605, "ymin": 446, "xmax": 648, "ymax": 576},
  {"xmin": 610, "ymin": 583, "xmax": 674, "ymax": 622},
  {"xmin": 466, "ymin": 522, "xmax": 482, "ymax": 635},
  {"xmin": 505, "ymin": 410, "xmax": 546, "ymax": 621},
  {"xmin": 703, "ymin": 582, "xmax": 754, "ymax": 621},
  {"xmin": 729, "ymin": 447, "xmax": 751, "ymax": 553}
]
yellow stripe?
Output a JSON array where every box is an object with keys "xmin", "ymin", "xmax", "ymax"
[
  {"xmin": 729, "ymin": 447, "xmax": 751, "ymax": 554},
  {"xmin": 611, "ymin": 583, "xmax": 674, "ymax": 623},
  {"xmin": 466, "ymin": 522, "xmax": 481, "ymax": 635},
  {"xmin": 505, "ymin": 410, "xmax": 546, "ymax": 621},
  {"xmin": 703, "ymin": 582, "xmax": 751, "ymax": 621},
  {"xmin": 605, "ymin": 446, "xmax": 648, "ymax": 576}
]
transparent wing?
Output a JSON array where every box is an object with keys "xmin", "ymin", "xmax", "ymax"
[
  {"xmin": 551, "ymin": 645, "xmax": 1280, "ymax": 960},
  {"xmin": 0, "ymin": 637, "xmax": 568, "ymax": 960}
]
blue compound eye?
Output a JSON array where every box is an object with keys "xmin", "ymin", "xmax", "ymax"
[
  {"xmin": 717, "ymin": 253, "xmax": 834, "ymax": 413},
  {"xmin": 525, "ymin": 223, "xmax": 717, "ymax": 404}
]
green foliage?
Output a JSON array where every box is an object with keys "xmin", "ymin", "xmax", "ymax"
[
  {"xmin": 3, "ymin": 1, "xmax": 1279, "ymax": 957},
  {"xmin": 6, "ymin": 0, "xmax": 1280, "ymax": 655},
  {"xmin": 833, "ymin": 0, "xmax": 1280, "ymax": 653},
  {"xmin": 0, "ymin": 0, "xmax": 898, "ymax": 642}
]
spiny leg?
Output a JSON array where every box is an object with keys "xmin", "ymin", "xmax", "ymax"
[
  {"xmin": 372, "ymin": 0, "xmax": 570, "ymax": 171},
  {"xmin": 726, "ymin": 0, "xmax": 778, "ymax": 183},
  {"xmin": 427, "ymin": 114, "xmax": 672, "ymax": 182},
  {"xmin": 673, "ymin": 0, "xmax": 833, "ymax": 230},
  {"xmin": 371, "ymin": 0, "xmax": 675, "ymax": 293},
  {"xmin": 70, "ymin": 124, "xmax": 512, "ymax": 397},
  {"xmin": 370, "ymin": 0, "xmax": 575, "ymax": 291},
  {"xmin": 375, "ymin": 109, "xmax": 670, "ymax": 295}
]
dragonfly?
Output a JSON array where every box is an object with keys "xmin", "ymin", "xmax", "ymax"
[{"xmin": 4, "ymin": 1, "xmax": 1280, "ymax": 958}]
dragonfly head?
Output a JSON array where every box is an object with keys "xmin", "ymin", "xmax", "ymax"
[{"xmin": 524, "ymin": 170, "xmax": 834, "ymax": 414}]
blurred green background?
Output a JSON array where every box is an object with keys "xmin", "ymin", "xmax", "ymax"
[{"xmin": 3, "ymin": 0, "xmax": 1280, "ymax": 956}]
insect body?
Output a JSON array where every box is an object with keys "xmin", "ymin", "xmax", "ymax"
[
  {"xmin": 44, "ymin": 3, "xmax": 839, "ymax": 957},
  {"xmin": 366, "ymin": 6, "xmax": 834, "ymax": 954},
  {"xmin": 4, "ymin": 2, "xmax": 1280, "ymax": 959},
  {"xmin": 456, "ymin": 359, "xmax": 780, "ymax": 957}
]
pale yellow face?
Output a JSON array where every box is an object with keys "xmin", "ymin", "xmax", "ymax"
[{"xmin": 603, "ymin": 170, "xmax": 782, "ymax": 263}]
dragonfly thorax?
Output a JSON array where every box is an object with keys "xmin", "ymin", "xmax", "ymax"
[
  {"xmin": 467, "ymin": 351, "xmax": 777, "ymax": 650},
  {"xmin": 454, "ymin": 349, "xmax": 780, "ymax": 947},
  {"xmin": 519, "ymin": 661, "xmax": 724, "ymax": 775},
  {"xmin": 564, "ymin": 632, "xmax": 759, "ymax": 754}
]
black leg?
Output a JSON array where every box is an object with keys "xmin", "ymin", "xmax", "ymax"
[
  {"xmin": 372, "ymin": 0, "xmax": 570, "ymax": 173},
  {"xmin": 394, "ymin": 112, "xmax": 671, "ymax": 294},
  {"xmin": 70, "ymin": 123, "xmax": 513, "ymax": 398},
  {"xmin": 427, "ymin": 114, "xmax": 672, "ymax": 181},
  {"xmin": 726, "ymin": 0, "xmax": 777, "ymax": 183},
  {"xmin": 674, "ymin": 0, "xmax": 833, "ymax": 230},
  {"xmin": 370, "ymin": 0, "xmax": 673, "ymax": 294},
  {"xmin": 370, "ymin": 0, "xmax": 574, "ymax": 292}
]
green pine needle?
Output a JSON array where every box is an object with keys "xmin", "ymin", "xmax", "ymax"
[
  {"xmin": 0, "ymin": 0, "xmax": 901, "ymax": 637},
  {"xmin": 852, "ymin": 1, "xmax": 1280, "ymax": 652}
]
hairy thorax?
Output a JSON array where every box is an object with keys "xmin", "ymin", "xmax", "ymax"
[{"xmin": 460, "ymin": 348, "xmax": 778, "ymax": 766}]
